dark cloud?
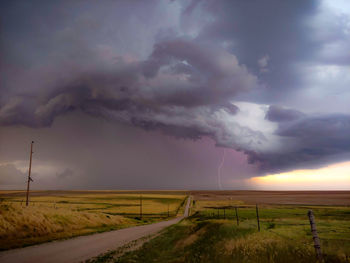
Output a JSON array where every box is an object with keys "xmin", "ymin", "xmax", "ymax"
[
  {"xmin": 0, "ymin": 37, "xmax": 261, "ymax": 152},
  {"xmin": 183, "ymin": 0, "xmax": 350, "ymax": 111},
  {"xmin": 191, "ymin": 0, "xmax": 319, "ymax": 94},
  {"xmin": 248, "ymin": 113, "xmax": 350, "ymax": 173},
  {"xmin": 265, "ymin": 105, "xmax": 305, "ymax": 122},
  {"xmin": 142, "ymin": 39, "xmax": 258, "ymax": 106},
  {"xmin": 277, "ymin": 114, "xmax": 350, "ymax": 143}
]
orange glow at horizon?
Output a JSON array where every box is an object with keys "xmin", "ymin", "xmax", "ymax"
[{"xmin": 249, "ymin": 161, "xmax": 350, "ymax": 190}]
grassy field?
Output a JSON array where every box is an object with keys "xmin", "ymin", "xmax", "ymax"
[
  {"xmin": 0, "ymin": 190, "xmax": 187, "ymax": 250},
  {"xmin": 99, "ymin": 191, "xmax": 350, "ymax": 263}
]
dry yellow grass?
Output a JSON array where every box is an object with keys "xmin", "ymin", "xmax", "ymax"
[
  {"xmin": 0, "ymin": 202, "xmax": 131, "ymax": 250},
  {"xmin": 0, "ymin": 191, "xmax": 187, "ymax": 250},
  {"xmin": 2, "ymin": 193, "xmax": 186, "ymax": 215},
  {"xmin": 222, "ymin": 231, "xmax": 315, "ymax": 262}
]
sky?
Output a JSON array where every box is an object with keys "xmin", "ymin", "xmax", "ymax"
[{"xmin": 1, "ymin": 0, "xmax": 350, "ymax": 190}]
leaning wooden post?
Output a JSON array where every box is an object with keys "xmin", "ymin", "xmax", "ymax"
[
  {"xmin": 308, "ymin": 210, "xmax": 322, "ymax": 261},
  {"xmin": 256, "ymin": 204, "xmax": 260, "ymax": 231},
  {"xmin": 235, "ymin": 206, "xmax": 239, "ymax": 226},
  {"xmin": 26, "ymin": 141, "xmax": 34, "ymax": 207}
]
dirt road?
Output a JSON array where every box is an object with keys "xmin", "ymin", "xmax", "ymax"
[{"xmin": 0, "ymin": 196, "xmax": 192, "ymax": 263}]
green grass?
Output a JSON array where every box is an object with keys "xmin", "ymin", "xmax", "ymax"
[{"xmin": 105, "ymin": 204, "xmax": 350, "ymax": 263}]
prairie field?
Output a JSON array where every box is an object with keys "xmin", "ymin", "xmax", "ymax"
[
  {"xmin": 0, "ymin": 190, "xmax": 187, "ymax": 250},
  {"xmin": 104, "ymin": 191, "xmax": 350, "ymax": 263}
]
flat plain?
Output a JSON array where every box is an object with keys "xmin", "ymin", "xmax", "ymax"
[
  {"xmin": 1, "ymin": 190, "xmax": 349, "ymax": 262},
  {"xmin": 190, "ymin": 190, "xmax": 350, "ymax": 205},
  {"xmin": 0, "ymin": 190, "xmax": 187, "ymax": 250},
  {"xmin": 111, "ymin": 191, "xmax": 350, "ymax": 263}
]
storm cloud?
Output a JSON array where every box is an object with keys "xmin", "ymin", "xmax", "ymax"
[
  {"xmin": 266, "ymin": 105, "xmax": 305, "ymax": 123},
  {"xmin": 1, "ymin": 0, "xmax": 350, "ymax": 189},
  {"xmin": 0, "ymin": 37, "xmax": 265, "ymax": 152},
  {"xmin": 248, "ymin": 111, "xmax": 350, "ymax": 173}
]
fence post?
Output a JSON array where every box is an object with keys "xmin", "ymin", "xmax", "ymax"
[
  {"xmin": 308, "ymin": 210, "xmax": 323, "ymax": 261},
  {"xmin": 224, "ymin": 208, "xmax": 226, "ymax": 219},
  {"xmin": 256, "ymin": 204, "xmax": 260, "ymax": 231},
  {"xmin": 235, "ymin": 207, "xmax": 239, "ymax": 226},
  {"xmin": 140, "ymin": 195, "xmax": 142, "ymax": 220}
]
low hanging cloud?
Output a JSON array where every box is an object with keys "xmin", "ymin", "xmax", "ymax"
[
  {"xmin": 245, "ymin": 106, "xmax": 350, "ymax": 173},
  {"xmin": 0, "ymin": 38, "xmax": 267, "ymax": 153}
]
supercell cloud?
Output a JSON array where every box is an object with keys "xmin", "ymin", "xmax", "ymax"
[{"xmin": 1, "ymin": 0, "xmax": 350, "ymax": 188}]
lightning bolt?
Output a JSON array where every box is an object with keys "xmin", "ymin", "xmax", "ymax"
[{"xmin": 217, "ymin": 149, "xmax": 226, "ymax": 190}]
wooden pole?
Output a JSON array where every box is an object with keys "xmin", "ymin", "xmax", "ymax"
[
  {"xmin": 167, "ymin": 203, "xmax": 170, "ymax": 217},
  {"xmin": 224, "ymin": 208, "xmax": 226, "ymax": 219},
  {"xmin": 235, "ymin": 207, "xmax": 239, "ymax": 226},
  {"xmin": 26, "ymin": 141, "xmax": 34, "ymax": 207},
  {"xmin": 256, "ymin": 204, "xmax": 260, "ymax": 231},
  {"xmin": 140, "ymin": 195, "xmax": 142, "ymax": 220},
  {"xmin": 308, "ymin": 210, "xmax": 323, "ymax": 261}
]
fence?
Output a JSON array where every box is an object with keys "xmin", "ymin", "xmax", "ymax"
[
  {"xmin": 0, "ymin": 196, "xmax": 188, "ymax": 220},
  {"xmin": 189, "ymin": 204, "xmax": 347, "ymax": 261}
]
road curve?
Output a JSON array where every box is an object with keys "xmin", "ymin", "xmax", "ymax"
[{"xmin": 0, "ymin": 196, "xmax": 192, "ymax": 263}]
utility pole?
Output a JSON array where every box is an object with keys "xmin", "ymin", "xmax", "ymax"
[{"xmin": 26, "ymin": 141, "xmax": 34, "ymax": 207}]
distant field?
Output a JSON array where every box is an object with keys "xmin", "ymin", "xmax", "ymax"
[
  {"xmin": 107, "ymin": 191, "xmax": 350, "ymax": 263},
  {"xmin": 190, "ymin": 190, "xmax": 350, "ymax": 205},
  {"xmin": 0, "ymin": 190, "xmax": 187, "ymax": 250}
]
